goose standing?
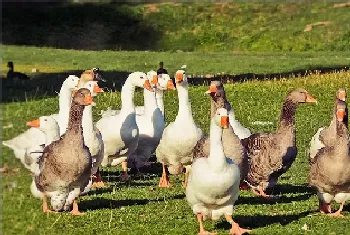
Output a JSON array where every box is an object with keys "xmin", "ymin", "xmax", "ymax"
[
  {"xmin": 127, "ymin": 71, "xmax": 176, "ymax": 174},
  {"xmin": 192, "ymin": 81, "xmax": 247, "ymax": 189},
  {"xmin": 7, "ymin": 61, "xmax": 29, "ymax": 80},
  {"xmin": 309, "ymin": 88, "xmax": 347, "ymax": 161},
  {"xmin": 156, "ymin": 70, "xmax": 204, "ymax": 188},
  {"xmin": 186, "ymin": 107, "xmax": 251, "ymax": 235},
  {"xmin": 95, "ymin": 72, "xmax": 154, "ymax": 181},
  {"xmin": 242, "ymin": 88, "xmax": 317, "ymax": 197},
  {"xmin": 309, "ymin": 99, "xmax": 350, "ymax": 216},
  {"xmin": 33, "ymin": 88, "xmax": 93, "ymax": 215}
]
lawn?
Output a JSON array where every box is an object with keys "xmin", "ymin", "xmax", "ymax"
[{"xmin": 2, "ymin": 46, "xmax": 350, "ymax": 235}]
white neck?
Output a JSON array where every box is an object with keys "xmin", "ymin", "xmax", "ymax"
[
  {"xmin": 82, "ymin": 105, "xmax": 95, "ymax": 143},
  {"xmin": 120, "ymin": 80, "xmax": 136, "ymax": 114},
  {"xmin": 58, "ymin": 85, "xmax": 73, "ymax": 136},
  {"xmin": 144, "ymin": 88, "xmax": 158, "ymax": 115},
  {"xmin": 175, "ymin": 82, "xmax": 193, "ymax": 122},
  {"xmin": 208, "ymin": 118, "xmax": 225, "ymax": 170},
  {"xmin": 155, "ymin": 90, "xmax": 165, "ymax": 118},
  {"xmin": 45, "ymin": 129, "xmax": 60, "ymax": 146}
]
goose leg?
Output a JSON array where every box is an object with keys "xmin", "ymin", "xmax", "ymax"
[
  {"xmin": 92, "ymin": 168, "xmax": 106, "ymax": 188},
  {"xmin": 319, "ymin": 199, "xmax": 332, "ymax": 214},
  {"xmin": 70, "ymin": 199, "xmax": 85, "ymax": 216},
  {"xmin": 328, "ymin": 201, "xmax": 345, "ymax": 217},
  {"xmin": 225, "ymin": 214, "xmax": 251, "ymax": 235},
  {"xmin": 159, "ymin": 163, "xmax": 171, "ymax": 188},
  {"xmin": 42, "ymin": 193, "xmax": 57, "ymax": 214},
  {"xmin": 197, "ymin": 213, "xmax": 216, "ymax": 235},
  {"xmin": 182, "ymin": 167, "xmax": 189, "ymax": 188},
  {"xmin": 120, "ymin": 161, "xmax": 130, "ymax": 182}
]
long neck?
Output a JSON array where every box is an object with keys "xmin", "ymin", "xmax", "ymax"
[
  {"xmin": 278, "ymin": 98, "xmax": 297, "ymax": 131},
  {"xmin": 8, "ymin": 66, "xmax": 14, "ymax": 72},
  {"xmin": 66, "ymin": 103, "xmax": 85, "ymax": 137},
  {"xmin": 155, "ymin": 90, "xmax": 165, "ymax": 118},
  {"xmin": 175, "ymin": 82, "xmax": 193, "ymax": 121},
  {"xmin": 120, "ymin": 81, "xmax": 136, "ymax": 113},
  {"xmin": 58, "ymin": 85, "xmax": 73, "ymax": 135},
  {"xmin": 144, "ymin": 88, "xmax": 158, "ymax": 115},
  {"xmin": 45, "ymin": 128, "xmax": 60, "ymax": 146},
  {"xmin": 208, "ymin": 118, "xmax": 225, "ymax": 170},
  {"xmin": 335, "ymin": 120, "xmax": 350, "ymax": 156},
  {"xmin": 82, "ymin": 105, "xmax": 94, "ymax": 141},
  {"xmin": 210, "ymin": 97, "xmax": 227, "ymax": 119}
]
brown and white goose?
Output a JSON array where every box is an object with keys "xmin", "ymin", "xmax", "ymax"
[
  {"xmin": 309, "ymin": 88, "xmax": 347, "ymax": 161},
  {"xmin": 33, "ymin": 88, "xmax": 93, "ymax": 215},
  {"xmin": 309, "ymin": 99, "xmax": 349, "ymax": 216},
  {"xmin": 241, "ymin": 88, "xmax": 317, "ymax": 198},
  {"xmin": 192, "ymin": 81, "xmax": 247, "ymax": 189}
]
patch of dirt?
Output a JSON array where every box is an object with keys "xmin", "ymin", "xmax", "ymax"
[
  {"xmin": 304, "ymin": 21, "xmax": 331, "ymax": 32},
  {"xmin": 333, "ymin": 2, "xmax": 350, "ymax": 8}
]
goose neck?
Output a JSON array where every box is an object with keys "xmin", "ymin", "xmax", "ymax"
[
  {"xmin": 155, "ymin": 90, "xmax": 165, "ymax": 117},
  {"xmin": 208, "ymin": 118, "xmax": 226, "ymax": 170},
  {"xmin": 82, "ymin": 105, "xmax": 94, "ymax": 141},
  {"xmin": 66, "ymin": 103, "xmax": 85, "ymax": 137},
  {"xmin": 175, "ymin": 83, "xmax": 193, "ymax": 120},
  {"xmin": 278, "ymin": 98, "xmax": 297, "ymax": 131},
  {"xmin": 120, "ymin": 82, "xmax": 136, "ymax": 113},
  {"xmin": 143, "ymin": 88, "xmax": 158, "ymax": 115}
]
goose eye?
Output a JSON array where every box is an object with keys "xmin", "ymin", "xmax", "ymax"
[{"xmin": 44, "ymin": 119, "xmax": 47, "ymax": 122}]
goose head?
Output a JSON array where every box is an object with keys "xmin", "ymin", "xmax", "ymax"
[
  {"xmin": 82, "ymin": 81, "xmax": 104, "ymax": 97},
  {"xmin": 63, "ymin": 75, "xmax": 80, "ymax": 92},
  {"xmin": 72, "ymin": 88, "xmax": 94, "ymax": 106},
  {"xmin": 286, "ymin": 88, "xmax": 317, "ymax": 104},
  {"xmin": 336, "ymin": 99, "xmax": 347, "ymax": 122},
  {"xmin": 205, "ymin": 80, "xmax": 224, "ymax": 98},
  {"xmin": 80, "ymin": 67, "xmax": 104, "ymax": 84},
  {"xmin": 174, "ymin": 70, "xmax": 187, "ymax": 86},
  {"xmin": 213, "ymin": 107, "xmax": 230, "ymax": 129},
  {"xmin": 26, "ymin": 116, "xmax": 59, "ymax": 132},
  {"xmin": 146, "ymin": 70, "xmax": 158, "ymax": 88},
  {"xmin": 336, "ymin": 88, "xmax": 346, "ymax": 102},
  {"xmin": 157, "ymin": 74, "xmax": 176, "ymax": 91},
  {"xmin": 128, "ymin": 72, "xmax": 154, "ymax": 92}
]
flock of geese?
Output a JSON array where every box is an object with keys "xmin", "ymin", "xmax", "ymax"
[{"xmin": 3, "ymin": 66, "xmax": 349, "ymax": 235}]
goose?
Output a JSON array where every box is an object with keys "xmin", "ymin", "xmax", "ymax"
[
  {"xmin": 24, "ymin": 116, "xmax": 60, "ymax": 175},
  {"xmin": 127, "ymin": 71, "xmax": 176, "ymax": 174},
  {"xmin": 95, "ymin": 72, "xmax": 154, "ymax": 181},
  {"xmin": 7, "ymin": 61, "xmax": 29, "ymax": 80},
  {"xmin": 77, "ymin": 67, "xmax": 104, "ymax": 89},
  {"xmin": 241, "ymin": 88, "xmax": 317, "ymax": 198},
  {"xmin": 192, "ymin": 81, "xmax": 247, "ymax": 189},
  {"xmin": 156, "ymin": 61, "xmax": 168, "ymax": 75},
  {"xmin": 186, "ymin": 107, "xmax": 251, "ymax": 235},
  {"xmin": 156, "ymin": 70, "xmax": 204, "ymax": 188},
  {"xmin": 309, "ymin": 99, "xmax": 350, "ymax": 216},
  {"xmin": 309, "ymin": 88, "xmax": 347, "ymax": 161},
  {"xmin": 2, "ymin": 75, "xmax": 80, "ymax": 164},
  {"xmin": 100, "ymin": 73, "xmax": 174, "ymax": 120},
  {"xmin": 33, "ymin": 88, "xmax": 93, "ymax": 215}
]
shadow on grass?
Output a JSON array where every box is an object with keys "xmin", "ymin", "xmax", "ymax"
[
  {"xmin": 237, "ymin": 193, "xmax": 313, "ymax": 205},
  {"xmin": 268, "ymin": 183, "xmax": 313, "ymax": 195},
  {"xmin": 215, "ymin": 211, "xmax": 312, "ymax": 230}
]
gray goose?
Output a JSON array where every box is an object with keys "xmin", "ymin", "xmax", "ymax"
[
  {"xmin": 241, "ymin": 88, "xmax": 317, "ymax": 198},
  {"xmin": 309, "ymin": 99, "xmax": 349, "ymax": 216},
  {"xmin": 309, "ymin": 88, "xmax": 347, "ymax": 161},
  {"xmin": 34, "ymin": 88, "xmax": 93, "ymax": 215},
  {"xmin": 192, "ymin": 81, "xmax": 247, "ymax": 189}
]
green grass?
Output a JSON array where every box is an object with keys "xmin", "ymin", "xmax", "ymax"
[
  {"xmin": 2, "ymin": 2, "xmax": 350, "ymax": 52},
  {"xmin": 2, "ymin": 54, "xmax": 350, "ymax": 234}
]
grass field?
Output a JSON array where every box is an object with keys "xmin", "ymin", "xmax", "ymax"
[{"xmin": 2, "ymin": 45, "xmax": 350, "ymax": 235}]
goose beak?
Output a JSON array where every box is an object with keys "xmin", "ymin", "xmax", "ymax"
[
  {"xmin": 220, "ymin": 116, "xmax": 229, "ymax": 128},
  {"xmin": 152, "ymin": 75, "xmax": 158, "ymax": 87},
  {"xmin": 143, "ymin": 80, "xmax": 154, "ymax": 92},
  {"xmin": 167, "ymin": 80, "xmax": 176, "ymax": 90},
  {"xmin": 93, "ymin": 84, "xmax": 104, "ymax": 93},
  {"xmin": 27, "ymin": 119, "xmax": 40, "ymax": 127},
  {"xmin": 175, "ymin": 73, "xmax": 183, "ymax": 83},
  {"xmin": 337, "ymin": 108, "xmax": 345, "ymax": 121},
  {"xmin": 305, "ymin": 93, "xmax": 317, "ymax": 103},
  {"xmin": 84, "ymin": 94, "xmax": 93, "ymax": 105},
  {"xmin": 205, "ymin": 85, "xmax": 217, "ymax": 94},
  {"xmin": 338, "ymin": 90, "xmax": 346, "ymax": 101}
]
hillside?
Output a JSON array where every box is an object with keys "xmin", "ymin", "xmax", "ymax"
[{"xmin": 2, "ymin": 2, "xmax": 350, "ymax": 52}]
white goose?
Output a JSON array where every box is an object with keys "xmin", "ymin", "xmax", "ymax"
[
  {"xmin": 186, "ymin": 107, "xmax": 251, "ymax": 235},
  {"xmin": 156, "ymin": 70, "xmax": 203, "ymax": 187},
  {"xmin": 2, "ymin": 75, "xmax": 80, "ymax": 164},
  {"xmin": 127, "ymin": 71, "xmax": 176, "ymax": 173},
  {"xmin": 95, "ymin": 72, "xmax": 154, "ymax": 181}
]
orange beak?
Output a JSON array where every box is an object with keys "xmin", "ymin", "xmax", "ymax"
[
  {"xmin": 337, "ymin": 108, "xmax": 345, "ymax": 122},
  {"xmin": 93, "ymin": 84, "xmax": 103, "ymax": 93},
  {"xmin": 176, "ymin": 73, "xmax": 183, "ymax": 83},
  {"xmin": 143, "ymin": 80, "xmax": 154, "ymax": 92},
  {"xmin": 26, "ymin": 119, "xmax": 40, "ymax": 127},
  {"xmin": 305, "ymin": 93, "xmax": 317, "ymax": 103},
  {"xmin": 338, "ymin": 90, "xmax": 346, "ymax": 101},
  {"xmin": 84, "ymin": 94, "xmax": 93, "ymax": 105},
  {"xmin": 206, "ymin": 85, "xmax": 217, "ymax": 94},
  {"xmin": 152, "ymin": 75, "xmax": 158, "ymax": 86},
  {"xmin": 220, "ymin": 116, "xmax": 229, "ymax": 128},
  {"xmin": 167, "ymin": 80, "xmax": 176, "ymax": 90}
]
